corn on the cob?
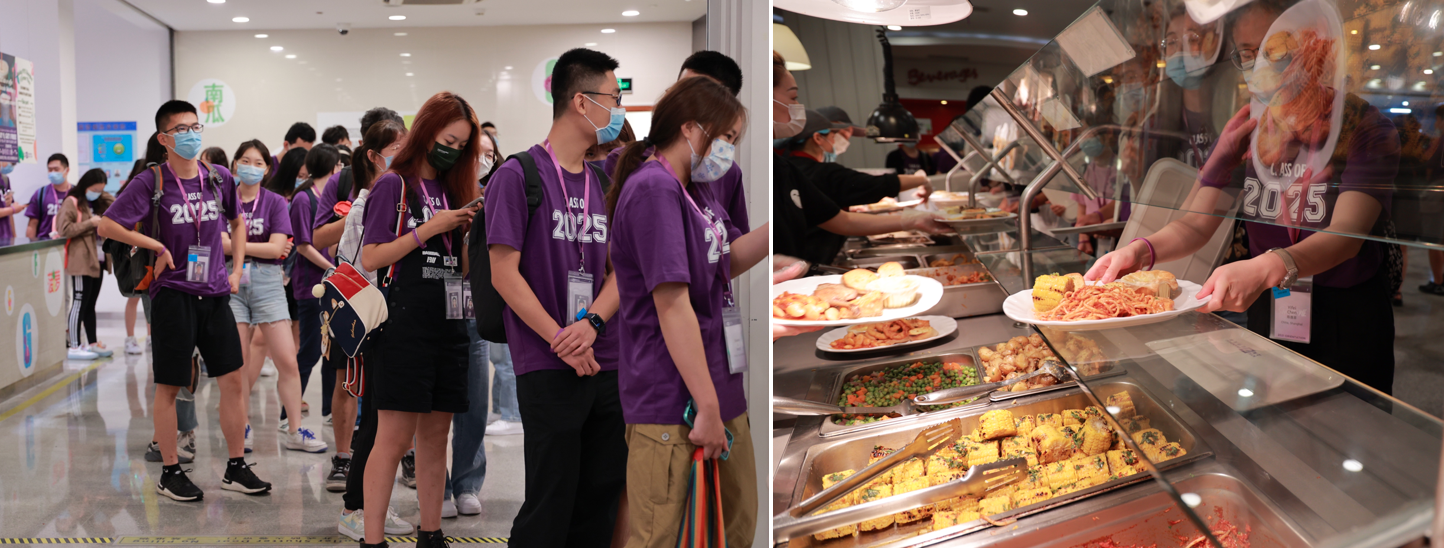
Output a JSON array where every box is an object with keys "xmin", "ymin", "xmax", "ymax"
[
  {"xmin": 1106, "ymin": 449, "xmax": 1142, "ymax": 478},
  {"xmin": 1155, "ymin": 442, "xmax": 1187, "ymax": 461},
  {"xmin": 1014, "ymin": 415, "xmax": 1037, "ymax": 438},
  {"xmin": 1121, "ymin": 416, "xmax": 1151, "ymax": 433},
  {"xmin": 858, "ymin": 484, "xmax": 895, "ymax": 531},
  {"xmin": 1073, "ymin": 454, "xmax": 1110, "ymax": 487},
  {"xmin": 1032, "ymin": 274, "xmax": 1077, "ymax": 312},
  {"xmin": 1012, "ymin": 487, "xmax": 1055, "ymax": 508},
  {"xmin": 931, "ymin": 511, "xmax": 959, "ymax": 532},
  {"xmin": 978, "ymin": 410, "xmax": 1018, "ymax": 440},
  {"xmin": 1019, "ymin": 465, "xmax": 1050, "ymax": 491},
  {"xmin": 1060, "ymin": 425, "xmax": 1085, "ymax": 453},
  {"xmin": 1131, "ymin": 429, "xmax": 1165, "ymax": 452},
  {"xmin": 1001, "ymin": 435, "xmax": 1039, "ymax": 466},
  {"xmin": 812, "ymin": 498, "xmax": 859, "ymax": 541},
  {"xmin": 979, "ymin": 494, "xmax": 1012, "ymax": 516},
  {"xmin": 956, "ymin": 510, "xmax": 981, "ymax": 523},
  {"xmin": 893, "ymin": 477, "xmax": 934, "ymax": 523},
  {"xmin": 1036, "ymin": 412, "xmax": 1063, "ymax": 429},
  {"xmin": 1030, "ymin": 424, "xmax": 1075, "ymax": 464},
  {"xmin": 1061, "ymin": 408, "xmax": 1089, "ymax": 426},
  {"xmin": 1106, "ymin": 392, "xmax": 1136, "ymax": 417},
  {"xmin": 928, "ymin": 449, "xmax": 968, "ymax": 486},
  {"xmin": 966, "ymin": 441, "xmax": 1000, "ymax": 467},
  {"xmin": 939, "ymin": 495, "xmax": 979, "ymax": 513},
  {"xmin": 1079, "ymin": 418, "xmax": 1115, "ymax": 456},
  {"xmin": 1044, "ymin": 460, "xmax": 1079, "ymax": 489},
  {"xmin": 1083, "ymin": 406, "xmax": 1104, "ymax": 420}
]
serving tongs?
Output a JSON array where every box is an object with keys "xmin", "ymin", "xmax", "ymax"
[
  {"xmin": 773, "ymin": 359, "xmax": 1069, "ymax": 418},
  {"xmin": 773, "ymin": 419, "xmax": 1025, "ymax": 540}
]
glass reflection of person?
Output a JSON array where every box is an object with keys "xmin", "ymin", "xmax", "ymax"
[{"xmin": 1090, "ymin": 0, "xmax": 1401, "ymax": 394}]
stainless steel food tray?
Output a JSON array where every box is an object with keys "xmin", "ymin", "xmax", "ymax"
[
  {"xmin": 780, "ymin": 379, "xmax": 1214, "ymax": 547},
  {"xmin": 906, "ymin": 264, "xmax": 1007, "ymax": 320},
  {"xmin": 919, "ymin": 252, "xmax": 980, "ymax": 267},
  {"xmin": 957, "ymin": 337, "xmax": 1126, "ymax": 402},
  {"xmin": 840, "ymin": 255, "xmax": 925, "ymax": 271},
  {"xmin": 847, "ymin": 235, "xmax": 971, "ymax": 258},
  {"xmin": 816, "ymin": 353, "xmax": 990, "ymax": 438}
]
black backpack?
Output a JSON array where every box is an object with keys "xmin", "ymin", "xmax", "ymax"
[
  {"xmin": 469, "ymin": 151, "xmax": 609, "ymax": 344},
  {"xmin": 328, "ymin": 166, "xmax": 355, "ymax": 224}
]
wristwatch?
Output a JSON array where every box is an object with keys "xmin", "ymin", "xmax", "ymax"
[
  {"xmin": 1267, "ymin": 247, "xmax": 1299, "ymax": 289},
  {"xmin": 584, "ymin": 312, "xmax": 606, "ymax": 336}
]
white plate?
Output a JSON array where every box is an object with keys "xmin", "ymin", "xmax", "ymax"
[
  {"xmin": 772, "ymin": 275, "xmax": 946, "ymax": 326},
  {"xmin": 1002, "ymin": 280, "xmax": 1210, "ymax": 331},
  {"xmin": 815, "ymin": 316, "xmax": 958, "ymax": 353}
]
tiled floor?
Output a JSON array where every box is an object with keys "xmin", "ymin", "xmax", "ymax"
[{"xmin": 0, "ymin": 316, "xmax": 523, "ymax": 542}]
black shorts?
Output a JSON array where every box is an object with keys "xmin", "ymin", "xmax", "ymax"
[
  {"xmin": 369, "ymin": 316, "xmax": 470, "ymax": 414},
  {"xmin": 285, "ymin": 282, "xmax": 299, "ymax": 321},
  {"xmin": 151, "ymin": 288, "xmax": 244, "ymax": 387}
]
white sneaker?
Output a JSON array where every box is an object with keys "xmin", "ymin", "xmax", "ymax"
[
  {"xmin": 86, "ymin": 343, "xmax": 114, "ymax": 357},
  {"xmin": 277, "ymin": 418, "xmax": 289, "ymax": 432},
  {"xmin": 384, "ymin": 506, "xmax": 413, "ymax": 534},
  {"xmin": 177, "ymin": 430, "xmax": 196, "ymax": 460},
  {"xmin": 125, "ymin": 337, "xmax": 143, "ymax": 355},
  {"xmin": 283, "ymin": 428, "xmax": 328, "ymax": 453},
  {"xmin": 485, "ymin": 420, "xmax": 524, "ymax": 436},
  {"xmin": 338, "ymin": 509, "xmax": 365, "ymax": 541},
  {"xmin": 441, "ymin": 498, "xmax": 458, "ymax": 518},
  {"xmin": 260, "ymin": 358, "xmax": 277, "ymax": 377},
  {"xmin": 324, "ymin": 414, "xmax": 333, "ymax": 426},
  {"xmin": 457, "ymin": 493, "xmax": 482, "ymax": 515},
  {"xmin": 67, "ymin": 347, "xmax": 99, "ymax": 361},
  {"xmin": 244, "ymin": 424, "xmax": 253, "ymax": 453}
]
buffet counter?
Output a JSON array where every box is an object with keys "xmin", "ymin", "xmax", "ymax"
[{"xmin": 0, "ymin": 238, "xmax": 70, "ymax": 395}]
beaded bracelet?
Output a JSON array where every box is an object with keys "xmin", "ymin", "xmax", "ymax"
[{"xmin": 1130, "ymin": 237, "xmax": 1156, "ymax": 271}]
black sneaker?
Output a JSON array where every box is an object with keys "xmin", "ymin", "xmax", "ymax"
[
  {"xmin": 156, "ymin": 467, "xmax": 203, "ymax": 502},
  {"xmin": 326, "ymin": 455, "xmax": 350, "ymax": 492},
  {"xmin": 416, "ymin": 530, "xmax": 449, "ymax": 548},
  {"xmin": 145, "ymin": 441, "xmax": 194, "ymax": 464},
  {"xmin": 222, "ymin": 460, "xmax": 273, "ymax": 495},
  {"xmin": 400, "ymin": 452, "xmax": 417, "ymax": 489}
]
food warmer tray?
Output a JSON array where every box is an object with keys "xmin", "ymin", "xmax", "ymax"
[
  {"xmin": 835, "ymin": 253, "xmax": 1005, "ymax": 321},
  {"xmin": 780, "ymin": 378, "xmax": 1214, "ymax": 547},
  {"xmin": 815, "ymin": 353, "xmax": 991, "ymax": 438},
  {"xmin": 846, "ymin": 235, "xmax": 972, "ymax": 259},
  {"xmin": 974, "ymin": 332, "xmax": 1129, "ymax": 402}
]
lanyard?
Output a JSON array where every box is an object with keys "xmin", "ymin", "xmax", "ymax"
[
  {"xmin": 656, "ymin": 154, "xmax": 733, "ymax": 304},
  {"xmin": 240, "ymin": 188, "xmax": 260, "ymax": 227},
  {"xmin": 49, "ymin": 184, "xmax": 63, "ymax": 215},
  {"xmin": 411, "ymin": 176, "xmax": 452, "ymax": 258},
  {"xmin": 164, "ymin": 163, "xmax": 206, "ymax": 239},
  {"xmin": 543, "ymin": 140, "xmax": 591, "ymax": 273}
]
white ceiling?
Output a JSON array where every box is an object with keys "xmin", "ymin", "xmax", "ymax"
[{"xmin": 128, "ymin": 0, "xmax": 708, "ymax": 31}]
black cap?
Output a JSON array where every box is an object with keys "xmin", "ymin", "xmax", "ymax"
[
  {"xmin": 796, "ymin": 109, "xmax": 849, "ymax": 142},
  {"xmin": 817, "ymin": 106, "xmax": 866, "ymax": 133}
]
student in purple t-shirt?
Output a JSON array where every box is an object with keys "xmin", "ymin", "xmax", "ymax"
[
  {"xmin": 607, "ymin": 77, "xmax": 768, "ymax": 547},
  {"xmin": 357, "ymin": 91, "xmax": 481, "ymax": 547},
  {"xmin": 0, "ymin": 164, "xmax": 19, "ymax": 244},
  {"xmin": 1088, "ymin": 0, "xmax": 1402, "ymax": 395},
  {"xmin": 222, "ymin": 139, "xmax": 326, "ymax": 456},
  {"xmin": 26, "ymin": 153, "xmax": 74, "ymax": 240},
  {"xmin": 485, "ymin": 48, "xmax": 628, "ymax": 547},
  {"xmin": 286, "ymin": 144, "xmax": 342, "ymax": 431},
  {"xmin": 98, "ymin": 100, "xmax": 272, "ymax": 501}
]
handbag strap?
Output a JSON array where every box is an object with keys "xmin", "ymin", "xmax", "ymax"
[{"xmin": 380, "ymin": 179, "xmax": 412, "ymax": 287}]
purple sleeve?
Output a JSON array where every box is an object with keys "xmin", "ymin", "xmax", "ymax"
[
  {"xmin": 362, "ymin": 173, "xmax": 405, "ymax": 247},
  {"xmin": 24, "ymin": 188, "xmax": 42, "ymax": 219},
  {"xmin": 291, "ymin": 193, "xmax": 315, "ymax": 245},
  {"xmin": 269, "ymin": 193, "xmax": 293, "ymax": 236},
  {"xmin": 625, "ymin": 175, "xmax": 691, "ymax": 292},
  {"xmin": 721, "ymin": 164, "xmax": 749, "ymax": 234},
  {"xmin": 483, "ymin": 160, "xmax": 530, "ymax": 252},
  {"xmin": 216, "ymin": 167, "xmax": 238, "ymax": 221},
  {"xmin": 104, "ymin": 170, "xmax": 156, "ymax": 228},
  {"xmin": 313, "ymin": 172, "xmax": 343, "ymax": 232},
  {"xmin": 1339, "ymin": 105, "xmax": 1399, "ymax": 210},
  {"xmin": 602, "ymin": 147, "xmax": 623, "ymax": 181}
]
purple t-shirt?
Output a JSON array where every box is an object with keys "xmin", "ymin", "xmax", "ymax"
[
  {"xmin": 363, "ymin": 172, "xmax": 449, "ymax": 247},
  {"xmin": 610, "ymin": 160, "xmax": 745, "ymax": 425},
  {"xmin": 290, "ymin": 185, "xmax": 332, "ymax": 300},
  {"xmin": 26, "ymin": 184, "xmax": 68, "ymax": 240},
  {"xmin": 239, "ymin": 188, "xmax": 293, "ymax": 265},
  {"xmin": 0, "ymin": 173, "xmax": 14, "ymax": 242},
  {"xmin": 485, "ymin": 144, "xmax": 619, "ymax": 375},
  {"xmin": 1202, "ymin": 100, "xmax": 1398, "ymax": 288},
  {"xmin": 313, "ymin": 170, "xmax": 353, "ymax": 234},
  {"xmin": 105, "ymin": 162, "xmax": 239, "ymax": 298},
  {"xmin": 603, "ymin": 146, "xmax": 750, "ymax": 236}
]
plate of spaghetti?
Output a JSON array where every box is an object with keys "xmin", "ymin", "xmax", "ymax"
[{"xmin": 1002, "ymin": 271, "xmax": 1208, "ymax": 331}]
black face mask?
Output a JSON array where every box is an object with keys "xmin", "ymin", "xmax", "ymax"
[{"xmin": 428, "ymin": 142, "xmax": 461, "ymax": 172}]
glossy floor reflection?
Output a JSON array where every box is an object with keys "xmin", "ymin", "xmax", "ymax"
[{"xmin": 0, "ymin": 317, "xmax": 523, "ymax": 542}]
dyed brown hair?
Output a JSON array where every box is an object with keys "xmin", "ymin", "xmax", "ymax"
[{"xmin": 389, "ymin": 91, "xmax": 480, "ymax": 208}]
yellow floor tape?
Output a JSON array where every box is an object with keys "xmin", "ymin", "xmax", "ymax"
[{"xmin": 0, "ymin": 537, "xmax": 508, "ymax": 545}]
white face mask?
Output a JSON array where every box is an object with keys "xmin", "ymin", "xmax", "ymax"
[
  {"xmin": 773, "ymin": 99, "xmax": 806, "ymax": 138},
  {"xmin": 832, "ymin": 132, "xmax": 851, "ymax": 155},
  {"xmin": 479, "ymin": 155, "xmax": 495, "ymax": 174},
  {"xmin": 688, "ymin": 125, "xmax": 735, "ymax": 183}
]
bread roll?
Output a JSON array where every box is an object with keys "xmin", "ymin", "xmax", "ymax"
[
  {"xmin": 1119, "ymin": 271, "xmax": 1180, "ymax": 300},
  {"xmin": 842, "ymin": 269, "xmax": 879, "ymax": 291},
  {"xmin": 876, "ymin": 261, "xmax": 905, "ymax": 278}
]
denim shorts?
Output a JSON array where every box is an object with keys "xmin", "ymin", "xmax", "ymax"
[{"xmin": 228, "ymin": 261, "xmax": 292, "ymax": 325}]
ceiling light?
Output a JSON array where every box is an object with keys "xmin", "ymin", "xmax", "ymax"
[
  {"xmin": 1405, "ymin": 101, "xmax": 1411, "ymax": 106},
  {"xmin": 1371, "ymin": 65, "xmax": 1381, "ymax": 70},
  {"xmin": 1390, "ymin": 107, "xmax": 1412, "ymax": 113},
  {"xmin": 270, "ymin": 46, "xmax": 284, "ymax": 52},
  {"xmin": 1343, "ymin": 459, "xmax": 1364, "ymax": 472},
  {"xmin": 1369, "ymin": 44, "xmax": 1381, "ymax": 50},
  {"xmin": 1426, "ymin": 69, "xmax": 1435, "ymax": 75},
  {"xmin": 1436, "ymin": 51, "xmax": 1443, "ymax": 56},
  {"xmin": 1237, "ymin": 388, "xmax": 1254, "ymax": 398},
  {"xmin": 395, "ymin": 32, "xmax": 407, "ymax": 36},
  {"xmin": 940, "ymin": 100, "xmax": 947, "ymax": 105},
  {"xmin": 1013, "ymin": 8, "xmax": 1028, "ymax": 15},
  {"xmin": 585, "ymin": 42, "xmax": 598, "ymax": 46},
  {"xmin": 601, "ymin": 28, "xmax": 616, "ymax": 33},
  {"xmin": 232, "ymin": 16, "xmax": 249, "ymax": 23},
  {"xmin": 1351, "ymin": 29, "xmax": 1358, "ymax": 34},
  {"xmin": 285, "ymin": 54, "xmax": 296, "ymax": 59},
  {"xmin": 254, "ymin": 34, "xmax": 268, "ymax": 38},
  {"xmin": 505, "ymin": 66, "xmax": 513, "ymax": 70},
  {"xmin": 622, "ymin": 10, "xmax": 640, "ymax": 16},
  {"xmin": 887, "ymin": 25, "xmax": 902, "ymax": 30},
  {"xmin": 775, "ymin": 0, "xmax": 972, "ymax": 26},
  {"xmin": 389, "ymin": 15, "xmax": 407, "ymax": 21},
  {"xmin": 401, "ymin": 53, "xmax": 411, "ymax": 57},
  {"xmin": 208, "ymin": 0, "xmax": 225, "ymax": 3},
  {"xmin": 406, "ymin": 72, "xmax": 414, "ymax": 76},
  {"xmin": 774, "ymin": 24, "xmax": 811, "ymax": 70}
]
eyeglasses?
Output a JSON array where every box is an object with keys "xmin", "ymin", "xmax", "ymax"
[
  {"xmin": 581, "ymin": 90, "xmax": 623, "ymax": 107},
  {"xmin": 166, "ymin": 124, "xmax": 205, "ymax": 135},
  {"xmin": 1159, "ymin": 31, "xmax": 1203, "ymax": 55},
  {"xmin": 1229, "ymin": 47, "xmax": 1258, "ymax": 71}
]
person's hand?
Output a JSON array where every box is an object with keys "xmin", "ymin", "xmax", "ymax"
[
  {"xmin": 1000, "ymin": 197, "xmax": 1020, "ymax": 214},
  {"xmin": 1050, "ymin": 203, "xmax": 1067, "ymax": 217},
  {"xmin": 560, "ymin": 348, "xmax": 601, "ymax": 376},
  {"xmin": 1201, "ymin": 105, "xmax": 1259, "ymax": 182},
  {"xmin": 1197, "ymin": 255, "xmax": 1281, "ymax": 313},
  {"xmin": 421, "ymin": 208, "xmax": 475, "ymax": 236},
  {"xmin": 228, "ymin": 271, "xmax": 241, "ymax": 294},
  {"xmin": 771, "ymin": 256, "xmax": 824, "ymax": 339},
  {"xmin": 1078, "ymin": 234, "xmax": 1094, "ymax": 255},
  {"xmin": 901, "ymin": 209, "xmax": 951, "ymax": 234},
  {"xmin": 688, "ymin": 406, "xmax": 730, "ymax": 460},
  {"xmin": 913, "ymin": 169, "xmax": 927, "ymax": 178},
  {"xmin": 1085, "ymin": 239, "xmax": 1150, "ymax": 282},
  {"xmin": 551, "ymin": 321, "xmax": 596, "ymax": 357},
  {"xmin": 914, "ymin": 181, "xmax": 934, "ymax": 201},
  {"xmin": 153, "ymin": 245, "xmax": 174, "ymax": 275},
  {"xmin": 279, "ymin": 238, "xmax": 295, "ymax": 257}
]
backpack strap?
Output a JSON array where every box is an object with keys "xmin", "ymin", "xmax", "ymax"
[
  {"xmin": 146, "ymin": 165, "xmax": 164, "ymax": 240},
  {"xmin": 509, "ymin": 151, "xmax": 545, "ymax": 218},
  {"xmin": 335, "ymin": 167, "xmax": 354, "ymax": 215},
  {"xmin": 199, "ymin": 161, "xmax": 227, "ymax": 218},
  {"xmin": 586, "ymin": 161, "xmax": 612, "ymax": 195}
]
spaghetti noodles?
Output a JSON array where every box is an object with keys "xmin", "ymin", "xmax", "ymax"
[{"xmin": 1036, "ymin": 283, "xmax": 1174, "ymax": 321}]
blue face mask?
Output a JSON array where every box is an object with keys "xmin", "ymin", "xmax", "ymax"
[
  {"xmin": 1165, "ymin": 54, "xmax": 1209, "ymax": 90},
  {"xmin": 170, "ymin": 131, "xmax": 204, "ymax": 161},
  {"xmin": 236, "ymin": 164, "xmax": 266, "ymax": 186},
  {"xmin": 383, "ymin": 154, "xmax": 395, "ymax": 169},
  {"xmin": 823, "ymin": 152, "xmax": 838, "ymax": 163},
  {"xmin": 48, "ymin": 172, "xmax": 66, "ymax": 186},
  {"xmin": 1080, "ymin": 137, "xmax": 1104, "ymax": 158},
  {"xmin": 583, "ymin": 95, "xmax": 626, "ymax": 145},
  {"xmin": 85, "ymin": 191, "xmax": 101, "ymax": 201},
  {"xmin": 295, "ymin": 177, "xmax": 307, "ymax": 188},
  {"xmin": 687, "ymin": 128, "xmax": 735, "ymax": 183},
  {"xmin": 0, "ymin": 164, "xmax": 12, "ymax": 175}
]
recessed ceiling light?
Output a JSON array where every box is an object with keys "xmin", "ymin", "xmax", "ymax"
[
  {"xmin": 505, "ymin": 66, "xmax": 513, "ymax": 70},
  {"xmin": 1427, "ymin": 70, "xmax": 1436, "ymax": 75},
  {"xmin": 232, "ymin": 16, "xmax": 250, "ymax": 23},
  {"xmin": 389, "ymin": 15, "xmax": 406, "ymax": 21},
  {"xmin": 285, "ymin": 54, "xmax": 296, "ymax": 59},
  {"xmin": 406, "ymin": 72, "xmax": 414, "ymax": 76},
  {"xmin": 208, "ymin": 0, "xmax": 225, "ymax": 3},
  {"xmin": 1369, "ymin": 44, "xmax": 1381, "ymax": 50},
  {"xmin": 585, "ymin": 42, "xmax": 598, "ymax": 46},
  {"xmin": 1342, "ymin": 459, "xmax": 1364, "ymax": 472},
  {"xmin": 400, "ymin": 53, "xmax": 411, "ymax": 57},
  {"xmin": 886, "ymin": 25, "xmax": 902, "ymax": 30},
  {"xmin": 1013, "ymin": 8, "xmax": 1028, "ymax": 16},
  {"xmin": 254, "ymin": 34, "xmax": 268, "ymax": 38},
  {"xmin": 394, "ymin": 32, "xmax": 407, "ymax": 36},
  {"xmin": 601, "ymin": 28, "xmax": 616, "ymax": 33},
  {"xmin": 1371, "ymin": 65, "xmax": 1381, "ymax": 70},
  {"xmin": 622, "ymin": 10, "xmax": 640, "ymax": 16},
  {"xmin": 270, "ymin": 46, "xmax": 284, "ymax": 52}
]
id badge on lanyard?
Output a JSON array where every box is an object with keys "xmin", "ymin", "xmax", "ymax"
[
  {"xmin": 723, "ymin": 297, "xmax": 747, "ymax": 374},
  {"xmin": 445, "ymin": 273, "xmax": 466, "ymax": 320},
  {"xmin": 187, "ymin": 245, "xmax": 211, "ymax": 283},
  {"xmin": 566, "ymin": 270, "xmax": 594, "ymax": 326},
  {"xmin": 1270, "ymin": 276, "xmax": 1312, "ymax": 344}
]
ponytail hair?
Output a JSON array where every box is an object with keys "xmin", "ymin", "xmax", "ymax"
[
  {"xmin": 351, "ymin": 119, "xmax": 407, "ymax": 192},
  {"xmin": 606, "ymin": 77, "xmax": 744, "ymax": 214}
]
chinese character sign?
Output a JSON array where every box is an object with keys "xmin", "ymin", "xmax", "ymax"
[
  {"xmin": 186, "ymin": 79, "xmax": 236, "ymax": 128},
  {"xmin": 0, "ymin": 52, "xmax": 37, "ymax": 164}
]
